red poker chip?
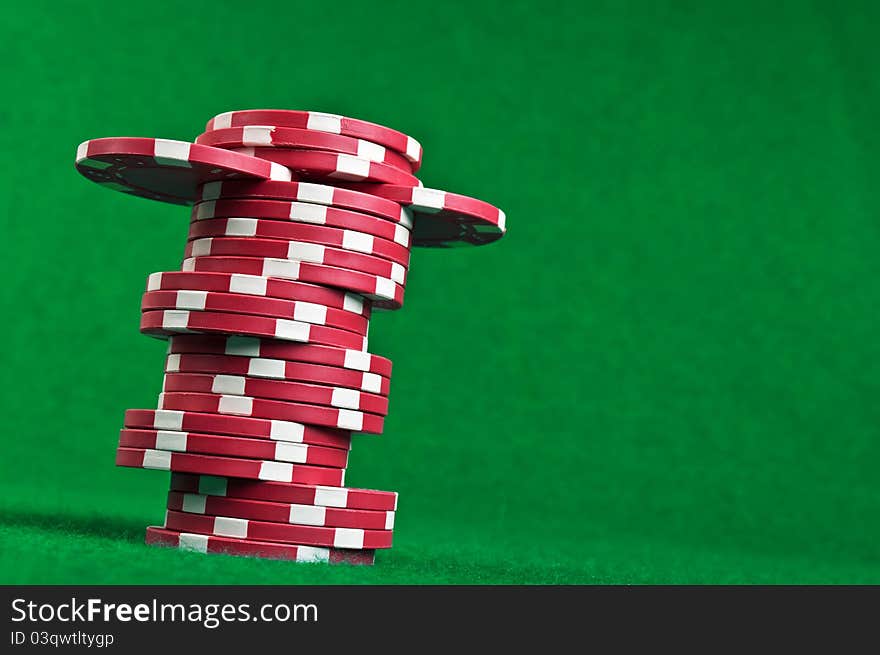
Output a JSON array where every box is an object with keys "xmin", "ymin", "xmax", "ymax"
[
  {"xmin": 124, "ymin": 408, "xmax": 353, "ymax": 450},
  {"xmin": 205, "ymin": 110, "xmax": 422, "ymax": 170},
  {"xmin": 196, "ymin": 126, "xmax": 413, "ymax": 174},
  {"xmin": 170, "ymin": 472, "xmax": 398, "ymax": 511},
  {"xmin": 141, "ymin": 290, "xmax": 369, "ymax": 336},
  {"xmin": 158, "ymin": 391, "xmax": 385, "ymax": 434},
  {"xmin": 146, "ymin": 271, "xmax": 370, "ymax": 318},
  {"xmin": 193, "ymin": 198, "xmax": 411, "ymax": 247},
  {"xmin": 164, "ymin": 509, "xmax": 393, "ymax": 549},
  {"xmin": 198, "ymin": 180, "xmax": 412, "ymax": 227},
  {"xmin": 140, "ymin": 309, "xmax": 369, "ymax": 351},
  {"xmin": 162, "ymin": 372, "xmax": 389, "ymax": 415},
  {"xmin": 188, "ymin": 218, "xmax": 411, "ymax": 268},
  {"xmin": 231, "ymin": 148, "xmax": 418, "ymax": 187},
  {"xmin": 166, "ymin": 491, "xmax": 394, "ymax": 530},
  {"xmin": 74, "ymin": 137, "xmax": 291, "ymax": 205},
  {"xmin": 115, "ymin": 447, "xmax": 345, "ymax": 486},
  {"xmin": 165, "ymin": 353, "xmax": 390, "ymax": 395},
  {"xmin": 167, "ymin": 334, "xmax": 392, "ymax": 378},
  {"xmin": 145, "ymin": 526, "xmax": 375, "ymax": 564},
  {"xmin": 342, "ymin": 183, "xmax": 506, "ymax": 247},
  {"xmin": 180, "ymin": 257, "xmax": 404, "ymax": 309},
  {"xmin": 119, "ymin": 428, "xmax": 348, "ymax": 468},
  {"xmin": 185, "ymin": 237, "xmax": 406, "ymax": 284}
]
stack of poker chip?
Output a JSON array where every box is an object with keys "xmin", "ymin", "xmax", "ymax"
[{"xmin": 75, "ymin": 110, "xmax": 506, "ymax": 565}]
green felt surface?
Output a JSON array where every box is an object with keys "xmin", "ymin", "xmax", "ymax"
[{"xmin": 1, "ymin": 0, "xmax": 879, "ymax": 584}]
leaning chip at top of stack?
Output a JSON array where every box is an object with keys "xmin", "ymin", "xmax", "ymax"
[{"xmin": 75, "ymin": 110, "xmax": 506, "ymax": 564}]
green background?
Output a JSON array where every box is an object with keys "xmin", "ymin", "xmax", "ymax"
[{"xmin": 1, "ymin": 0, "xmax": 878, "ymax": 584}]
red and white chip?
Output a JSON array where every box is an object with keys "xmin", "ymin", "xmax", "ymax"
[
  {"xmin": 164, "ymin": 353, "xmax": 390, "ymax": 395},
  {"xmin": 166, "ymin": 491, "xmax": 393, "ymax": 530},
  {"xmin": 193, "ymin": 198, "xmax": 411, "ymax": 247},
  {"xmin": 184, "ymin": 237, "xmax": 406, "ymax": 284},
  {"xmin": 167, "ymin": 334, "xmax": 392, "ymax": 377},
  {"xmin": 205, "ymin": 109, "xmax": 423, "ymax": 170},
  {"xmin": 198, "ymin": 179, "xmax": 413, "ymax": 228},
  {"xmin": 119, "ymin": 428, "xmax": 349, "ymax": 468},
  {"xmin": 196, "ymin": 126, "xmax": 413, "ymax": 174},
  {"xmin": 188, "ymin": 217, "xmax": 410, "ymax": 267},
  {"xmin": 75, "ymin": 137, "xmax": 291, "ymax": 205},
  {"xmin": 142, "ymin": 290, "xmax": 369, "ymax": 335},
  {"xmin": 158, "ymin": 391, "xmax": 384, "ymax": 434},
  {"xmin": 141, "ymin": 309, "xmax": 368, "ymax": 351},
  {"xmin": 145, "ymin": 526, "xmax": 376, "ymax": 564},
  {"xmin": 170, "ymin": 472, "xmax": 397, "ymax": 511},
  {"xmin": 116, "ymin": 447, "xmax": 345, "ymax": 486},
  {"xmin": 180, "ymin": 257, "xmax": 404, "ymax": 309},
  {"xmin": 146, "ymin": 271, "xmax": 370, "ymax": 317},
  {"xmin": 162, "ymin": 372, "xmax": 389, "ymax": 415},
  {"xmin": 124, "ymin": 408, "xmax": 353, "ymax": 450},
  {"xmin": 164, "ymin": 508, "xmax": 393, "ymax": 549}
]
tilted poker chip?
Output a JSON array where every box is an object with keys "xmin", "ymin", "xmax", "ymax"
[
  {"xmin": 74, "ymin": 137, "xmax": 291, "ymax": 205},
  {"xmin": 196, "ymin": 126, "xmax": 413, "ymax": 174},
  {"xmin": 205, "ymin": 109, "xmax": 422, "ymax": 170},
  {"xmin": 232, "ymin": 148, "xmax": 419, "ymax": 187},
  {"xmin": 170, "ymin": 472, "xmax": 398, "ymax": 511},
  {"xmin": 342, "ymin": 183, "xmax": 506, "ymax": 247},
  {"xmin": 145, "ymin": 526, "xmax": 376, "ymax": 564}
]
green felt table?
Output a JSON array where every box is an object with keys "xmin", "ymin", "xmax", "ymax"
[{"xmin": 1, "ymin": 1, "xmax": 879, "ymax": 584}]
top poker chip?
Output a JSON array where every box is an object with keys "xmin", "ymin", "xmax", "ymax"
[
  {"xmin": 195, "ymin": 126, "xmax": 414, "ymax": 174},
  {"xmin": 204, "ymin": 109, "xmax": 423, "ymax": 171},
  {"xmin": 75, "ymin": 137, "xmax": 292, "ymax": 205}
]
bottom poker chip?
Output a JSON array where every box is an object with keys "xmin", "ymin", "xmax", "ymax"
[
  {"xmin": 145, "ymin": 526, "xmax": 375, "ymax": 564},
  {"xmin": 164, "ymin": 509, "xmax": 394, "ymax": 549},
  {"xmin": 166, "ymin": 491, "xmax": 394, "ymax": 530}
]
